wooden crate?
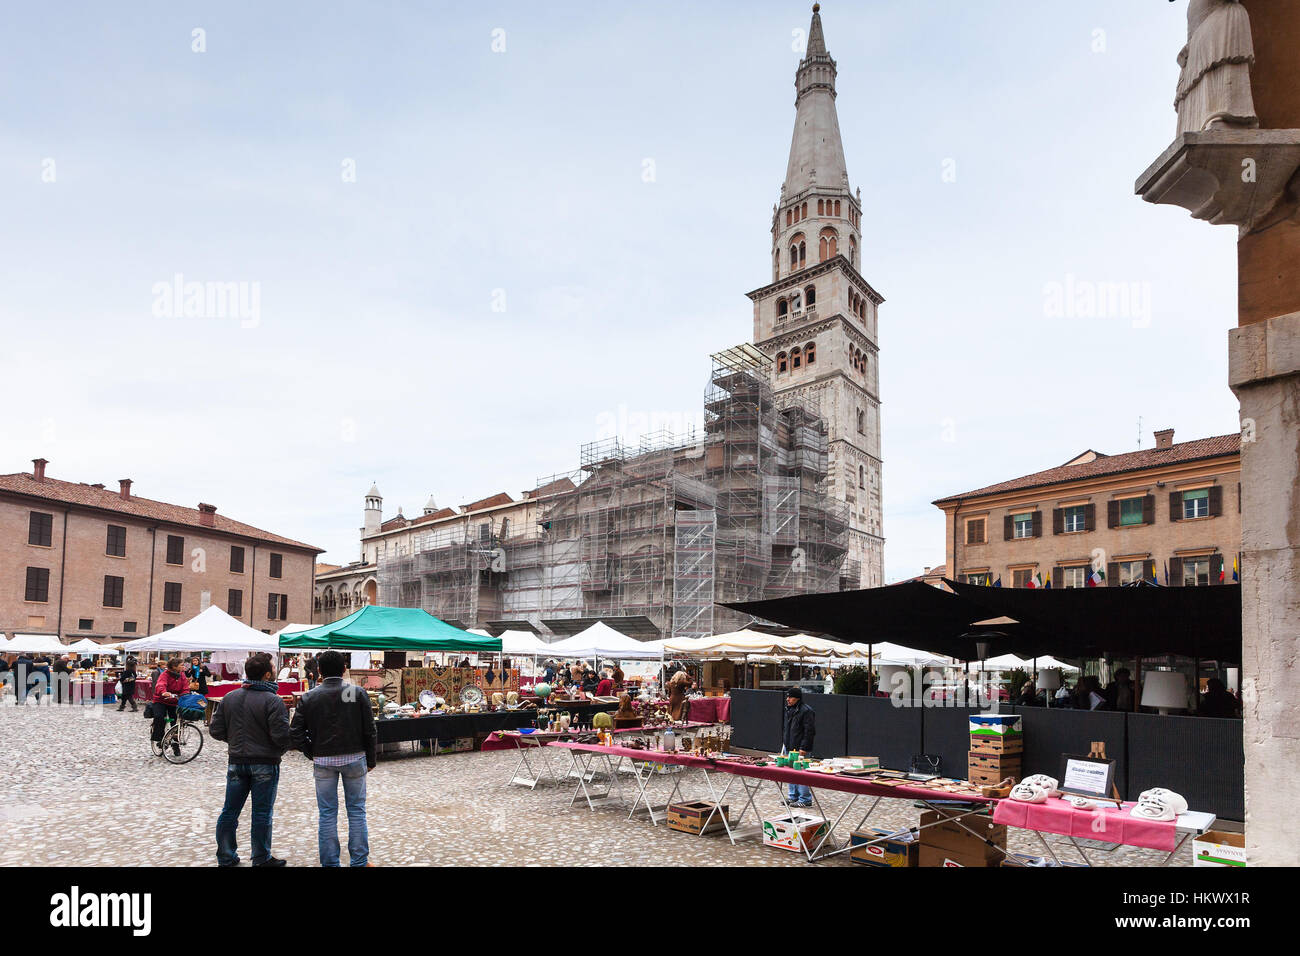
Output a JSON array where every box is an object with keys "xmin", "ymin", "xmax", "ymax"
[
  {"xmin": 667, "ymin": 801, "xmax": 730, "ymax": 835},
  {"xmin": 969, "ymin": 732, "xmax": 1023, "ymax": 755},
  {"xmin": 967, "ymin": 752, "xmax": 1021, "ymax": 787}
]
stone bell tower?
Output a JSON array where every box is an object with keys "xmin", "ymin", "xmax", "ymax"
[{"xmin": 747, "ymin": 4, "xmax": 885, "ymax": 589}]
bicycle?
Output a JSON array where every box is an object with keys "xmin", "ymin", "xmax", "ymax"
[{"xmin": 149, "ymin": 712, "xmax": 205, "ymax": 765}]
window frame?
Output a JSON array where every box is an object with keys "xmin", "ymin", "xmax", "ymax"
[
  {"xmin": 106, "ymin": 524, "xmax": 127, "ymax": 558},
  {"xmin": 1012, "ymin": 512, "xmax": 1034, "ymax": 539},
  {"xmin": 28, "ymin": 512, "xmax": 54, "ymax": 548},
  {"xmin": 25, "ymin": 566, "xmax": 51, "ymax": 603},
  {"xmin": 163, "ymin": 581, "xmax": 182, "ymax": 613},
  {"xmin": 269, "ymin": 553, "xmax": 283, "ymax": 579},
  {"xmin": 964, "ymin": 517, "xmax": 987, "ymax": 545},
  {"xmin": 1118, "ymin": 497, "xmax": 1145, "ymax": 527},
  {"xmin": 1182, "ymin": 488, "xmax": 1210, "ymax": 519},
  {"xmin": 165, "ymin": 535, "xmax": 185, "ymax": 566},
  {"xmin": 102, "ymin": 574, "xmax": 125, "ymax": 609}
]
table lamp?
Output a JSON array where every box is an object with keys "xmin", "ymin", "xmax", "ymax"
[
  {"xmin": 1037, "ymin": 668, "xmax": 1061, "ymax": 708},
  {"xmin": 1141, "ymin": 671, "xmax": 1188, "ymax": 715}
]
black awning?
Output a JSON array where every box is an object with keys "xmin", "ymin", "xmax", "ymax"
[{"xmin": 721, "ymin": 581, "xmax": 1241, "ymax": 663}]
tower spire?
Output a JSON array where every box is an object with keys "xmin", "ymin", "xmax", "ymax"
[{"xmin": 784, "ymin": 4, "xmax": 848, "ymax": 197}]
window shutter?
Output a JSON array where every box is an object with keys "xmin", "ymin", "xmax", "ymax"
[
  {"xmin": 1143, "ymin": 559, "xmax": 1156, "ymax": 583},
  {"xmin": 1107, "ymin": 562, "xmax": 1119, "ymax": 587},
  {"xmin": 1169, "ymin": 491, "xmax": 1182, "ymax": 521},
  {"xmin": 281, "ymin": 595, "xmax": 288, "ymax": 621},
  {"xmin": 1168, "ymin": 557, "xmax": 1183, "ymax": 585},
  {"xmin": 1107, "ymin": 500, "xmax": 1119, "ymax": 529},
  {"xmin": 1209, "ymin": 486, "xmax": 1223, "ymax": 517},
  {"xmin": 1209, "ymin": 554, "xmax": 1224, "ymax": 585},
  {"xmin": 1052, "ymin": 508, "xmax": 1063, "ymax": 535},
  {"xmin": 1083, "ymin": 504, "xmax": 1095, "ymax": 532},
  {"xmin": 1032, "ymin": 511, "xmax": 1043, "ymax": 538},
  {"xmin": 1003, "ymin": 515, "xmax": 1014, "ymax": 541},
  {"xmin": 1052, "ymin": 565, "xmax": 1064, "ymax": 586},
  {"xmin": 1142, "ymin": 495, "xmax": 1155, "ymax": 525}
]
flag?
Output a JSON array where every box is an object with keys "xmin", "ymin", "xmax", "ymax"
[
  {"xmin": 1088, "ymin": 566, "xmax": 1106, "ymax": 588},
  {"xmin": 1025, "ymin": 573, "xmax": 1040, "ymax": 590},
  {"xmin": 993, "ymin": 576, "xmax": 1002, "ymax": 588},
  {"xmin": 1043, "ymin": 572, "xmax": 1052, "ymax": 590},
  {"xmin": 1232, "ymin": 557, "xmax": 1239, "ymax": 583}
]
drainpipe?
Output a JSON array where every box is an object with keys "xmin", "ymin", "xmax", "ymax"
[
  {"xmin": 249, "ymin": 545, "xmax": 258, "ymax": 628},
  {"xmin": 54, "ymin": 506, "xmax": 70, "ymax": 639},
  {"xmin": 146, "ymin": 526, "xmax": 158, "ymax": 636}
]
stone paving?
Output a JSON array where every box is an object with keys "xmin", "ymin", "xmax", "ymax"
[{"xmin": 0, "ymin": 702, "xmax": 1191, "ymax": 867}]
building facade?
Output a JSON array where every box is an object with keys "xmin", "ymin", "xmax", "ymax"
[
  {"xmin": 933, "ymin": 430, "xmax": 1241, "ymax": 590},
  {"xmin": 1, "ymin": 459, "xmax": 321, "ymax": 642},
  {"xmin": 749, "ymin": 5, "xmax": 885, "ymax": 590}
]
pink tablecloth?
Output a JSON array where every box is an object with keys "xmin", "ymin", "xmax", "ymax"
[
  {"xmin": 992, "ymin": 796, "xmax": 1176, "ymax": 852},
  {"xmin": 206, "ymin": 681, "xmax": 303, "ymax": 699},
  {"xmin": 687, "ymin": 697, "xmax": 731, "ymax": 723}
]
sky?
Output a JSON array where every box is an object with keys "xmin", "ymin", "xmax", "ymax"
[{"xmin": 0, "ymin": 1, "xmax": 1241, "ymax": 583}]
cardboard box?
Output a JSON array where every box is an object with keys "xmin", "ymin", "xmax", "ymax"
[
  {"xmin": 849, "ymin": 828, "xmax": 918, "ymax": 867},
  {"xmin": 1193, "ymin": 830, "xmax": 1246, "ymax": 868},
  {"xmin": 919, "ymin": 809, "xmax": 1006, "ymax": 858},
  {"xmin": 919, "ymin": 845, "xmax": 1000, "ymax": 868},
  {"xmin": 667, "ymin": 801, "xmax": 730, "ymax": 835},
  {"xmin": 435, "ymin": 737, "xmax": 474, "ymax": 755},
  {"xmin": 762, "ymin": 814, "xmax": 828, "ymax": 853},
  {"xmin": 969, "ymin": 733, "xmax": 1024, "ymax": 755},
  {"xmin": 969, "ymin": 714, "xmax": 1022, "ymax": 737}
]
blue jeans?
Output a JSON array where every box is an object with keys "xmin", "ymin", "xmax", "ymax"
[
  {"xmin": 215, "ymin": 763, "xmax": 280, "ymax": 865},
  {"xmin": 787, "ymin": 784, "xmax": 813, "ymax": 805},
  {"xmin": 313, "ymin": 759, "xmax": 369, "ymax": 867}
]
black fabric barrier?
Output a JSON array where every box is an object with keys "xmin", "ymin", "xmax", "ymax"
[
  {"xmin": 729, "ymin": 689, "xmax": 783, "ymax": 752},
  {"xmin": 846, "ymin": 696, "xmax": 923, "ymax": 770},
  {"xmin": 805, "ymin": 692, "xmax": 847, "ymax": 759},
  {"xmin": 1127, "ymin": 713, "xmax": 1244, "ymax": 820},
  {"xmin": 376, "ymin": 710, "xmax": 535, "ymax": 745},
  {"xmin": 921, "ymin": 707, "xmax": 988, "ymax": 779},
  {"xmin": 1015, "ymin": 707, "xmax": 1129, "ymax": 798}
]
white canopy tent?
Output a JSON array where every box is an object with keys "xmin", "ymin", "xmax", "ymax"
[
  {"xmin": 4, "ymin": 633, "xmax": 69, "ymax": 654},
  {"xmin": 65, "ymin": 638, "xmax": 120, "ymax": 656},
  {"xmin": 546, "ymin": 621, "xmax": 664, "ymax": 661},
  {"xmin": 119, "ymin": 606, "xmax": 279, "ymax": 654}
]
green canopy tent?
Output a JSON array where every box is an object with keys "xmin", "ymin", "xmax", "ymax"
[{"xmin": 278, "ymin": 605, "xmax": 502, "ymax": 653}]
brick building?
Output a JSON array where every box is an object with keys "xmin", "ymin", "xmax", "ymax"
[
  {"xmin": 933, "ymin": 430, "xmax": 1241, "ymax": 589},
  {"xmin": 1, "ymin": 459, "xmax": 321, "ymax": 642}
]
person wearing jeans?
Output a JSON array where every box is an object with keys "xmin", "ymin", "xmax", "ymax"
[
  {"xmin": 291, "ymin": 650, "xmax": 377, "ymax": 867},
  {"xmin": 781, "ymin": 686, "xmax": 816, "ymax": 808},
  {"xmin": 210, "ymin": 653, "xmax": 291, "ymax": 867}
]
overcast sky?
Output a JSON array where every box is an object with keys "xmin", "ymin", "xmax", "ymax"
[{"xmin": 0, "ymin": 1, "xmax": 1239, "ymax": 582}]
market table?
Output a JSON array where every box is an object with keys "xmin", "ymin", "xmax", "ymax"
[
  {"xmin": 992, "ymin": 796, "xmax": 1216, "ymax": 866},
  {"xmin": 492, "ymin": 723, "xmax": 715, "ymax": 790},
  {"xmin": 546, "ymin": 741, "xmax": 998, "ymax": 862},
  {"xmin": 70, "ymin": 680, "xmax": 117, "ymax": 705},
  {"xmin": 206, "ymin": 680, "xmax": 304, "ymax": 699},
  {"xmin": 375, "ymin": 710, "xmax": 536, "ymax": 756}
]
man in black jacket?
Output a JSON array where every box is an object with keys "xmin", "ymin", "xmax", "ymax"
[
  {"xmin": 290, "ymin": 650, "xmax": 376, "ymax": 867},
  {"xmin": 117, "ymin": 656, "xmax": 138, "ymax": 712},
  {"xmin": 210, "ymin": 653, "xmax": 291, "ymax": 867},
  {"xmin": 781, "ymin": 686, "xmax": 816, "ymax": 808}
]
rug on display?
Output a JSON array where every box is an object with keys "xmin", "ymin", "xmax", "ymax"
[{"xmin": 403, "ymin": 666, "xmax": 476, "ymax": 706}]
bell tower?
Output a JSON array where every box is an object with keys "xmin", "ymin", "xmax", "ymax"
[{"xmin": 747, "ymin": 4, "xmax": 884, "ymax": 589}]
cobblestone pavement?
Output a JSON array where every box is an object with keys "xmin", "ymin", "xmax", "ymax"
[{"xmin": 0, "ymin": 703, "xmax": 1189, "ymax": 866}]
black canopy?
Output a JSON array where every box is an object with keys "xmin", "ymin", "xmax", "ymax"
[{"xmin": 722, "ymin": 581, "xmax": 1241, "ymax": 663}]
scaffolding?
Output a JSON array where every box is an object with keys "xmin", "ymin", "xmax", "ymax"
[{"xmin": 379, "ymin": 343, "xmax": 849, "ymax": 637}]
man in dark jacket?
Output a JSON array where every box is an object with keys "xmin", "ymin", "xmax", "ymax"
[
  {"xmin": 781, "ymin": 686, "xmax": 816, "ymax": 808},
  {"xmin": 117, "ymin": 656, "xmax": 138, "ymax": 712},
  {"xmin": 210, "ymin": 653, "xmax": 291, "ymax": 867},
  {"xmin": 291, "ymin": 650, "xmax": 376, "ymax": 867}
]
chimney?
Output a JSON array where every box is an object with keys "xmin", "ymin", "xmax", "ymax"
[
  {"xmin": 91, "ymin": 483, "xmax": 105, "ymax": 491},
  {"xmin": 32, "ymin": 459, "xmax": 47, "ymax": 482},
  {"xmin": 119, "ymin": 479, "xmax": 132, "ymax": 500},
  {"xmin": 198, "ymin": 503, "xmax": 217, "ymax": 527},
  {"xmin": 1154, "ymin": 428, "xmax": 1175, "ymax": 450}
]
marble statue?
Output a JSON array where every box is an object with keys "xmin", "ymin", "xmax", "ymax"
[{"xmin": 1175, "ymin": 0, "xmax": 1258, "ymax": 136}]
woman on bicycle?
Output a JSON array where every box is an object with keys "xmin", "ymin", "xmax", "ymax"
[{"xmin": 152, "ymin": 658, "xmax": 193, "ymax": 753}]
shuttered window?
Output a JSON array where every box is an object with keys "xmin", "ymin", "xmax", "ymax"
[
  {"xmin": 103, "ymin": 575, "xmax": 125, "ymax": 608},
  {"xmin": 29, "ymin": 512, "xmax": 54, "ymax": 547}
]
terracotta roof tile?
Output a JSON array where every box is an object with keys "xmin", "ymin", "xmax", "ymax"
[
  {"xmin": 0, "ymin": 472, "xmax": 321, "ymax": 552},
  {"xmin": 933, "ymin": 434, "xmax": 1240, "ymax": 505}
]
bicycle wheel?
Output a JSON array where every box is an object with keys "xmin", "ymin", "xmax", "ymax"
[{"xmin": 163, "ymin": 722, "xmax": 204, "ymax": 764}]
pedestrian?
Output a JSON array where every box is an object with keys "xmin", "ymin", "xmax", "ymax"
[
  {"xmin": 189, "ymin": 656, "xmax": 210, "ymax": 695},
  {"xmin": 151, "ymin": 658, "xmax": 192, "ymax": 754},
  {"xmin": 290, "ymin": 650, "xmax": 376, "ymax": 867},
  {"xmin": 117, "ymin": 656, "xmax": 139, "ymax": 712},
  {"xmin": 52, "ymin": 655, "xmax": 71, "ymax": 704},
  {"xmin": 209, "ymin": 653, "xmax": 291, "ymax": 867},
  {"xmin": 31, "ymin": 656, "xmax": 51, "ymax": 704},
  {"xmin": 13, "ymin": 653, "xmax": 34, "ymax": 705},
  {"xmin": 781, "ymin": 686, "xmax": 816, "ymax": 809},
  {"xmin": 304, "ymin": 654, "xmax": 320, "ymax": 690}
]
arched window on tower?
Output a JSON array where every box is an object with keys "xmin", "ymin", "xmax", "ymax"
[
  {"xmin": 776, "ymin": 352, "xmax": 788, "ymax": 374},
  {"xmin": 857, "ymin": 409, "xmax": 865, "ymax": 434},
  {"xmin": 850, "ymin": 235, "xmax": 858, "ymax": 268},
  {"xmin": 835, "ymin": 200, "xmax": 842, "ymax": 217},
  {"xmin": 805, "ymin": 285, "xmax": 816, "ymax": 308},
  {"xmin": 801, "ymin": 202, "xmax": 808, "ymax": 219},
  {"xmin": 799, "ymin": 241, "xmax": 806, "ymax": 267},
  {"xmin": 791, "ymin": 346, "xmax": 802, "ymax": 369},
  {"xmin": 777, "ymin": 298, "xmax": 789, "ymax": 319},
  {"xmin": 859, "ymin": 465, "xmax": 865, "ymax": 489},
  {"xmin": 786, "ymin": 208, "xmax": 792, "ymax": 227},
  {"xmin": 789, "ymin": 290, "xmax": 803, "ymax": 314},
  {"xmin": 805, "ymin": 341, "xmax": 816, "ymax": 365}
]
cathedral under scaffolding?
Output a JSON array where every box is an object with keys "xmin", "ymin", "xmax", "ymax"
[{"xmin": 377, "ymin": 345, "xmax": 852, "ymax": 640}]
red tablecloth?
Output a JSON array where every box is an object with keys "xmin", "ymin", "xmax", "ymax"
[
  {"xmin": 687, "ymin": 697, "xmax": 731, "ymax": 724},
  {"xmin": 206, "ymin": 681, "xmax": 303, "ymax": 699},
  {"xmin": 547, "ymin": 741, "xmax": 994, "ymax": 805},
  {"xmin": 992, "ymin": 796, "xmax": 1177, "ymax": 852},
  {"xmin": 70, "ymin": 680, "xmax": 116, "ymax": 704}
]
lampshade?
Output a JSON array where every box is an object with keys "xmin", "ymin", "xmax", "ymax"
[
  {"xmin": 1141, "ymin": 671, "xmax": 1188, "ymax": 713},
  {"xmin": 1036, "ymin": 669, "xmax": 1061, "ymax": 691},
  {"xmin": 975, "ymin": 641, "xmax": 991, "ymax": 661}
]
